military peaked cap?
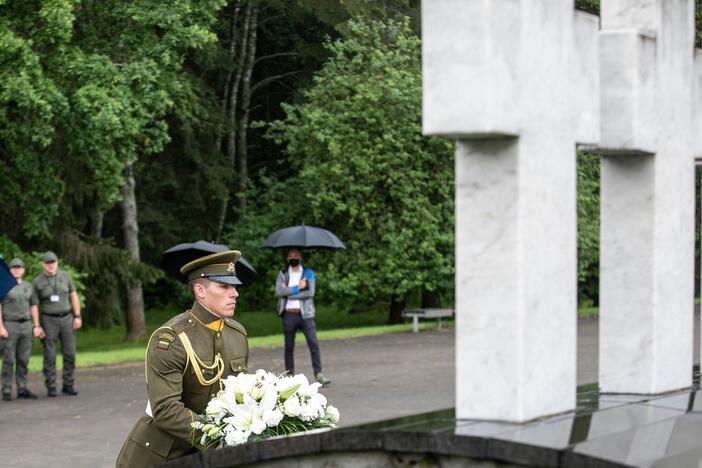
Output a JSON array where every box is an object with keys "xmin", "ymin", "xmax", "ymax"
[{"xmin": 180, "ymin": 250, "xmax": 242, "ymax": 285}]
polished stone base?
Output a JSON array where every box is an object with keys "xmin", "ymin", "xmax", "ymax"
[{"xmin": 160, "ymin": 368, "xmax": 702, "ymax": 468}]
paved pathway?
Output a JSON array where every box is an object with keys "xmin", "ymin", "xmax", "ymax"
[{"xmin": 0, "ymin": 315, "xmax": 698, "ymax": 468}]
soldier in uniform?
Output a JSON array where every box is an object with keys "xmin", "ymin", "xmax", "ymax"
[
  {"xmin": 116, "ymin": 250, "xmax": 249, "ymax": 468},
  {"xmin": 31, "ymin": 251, "xmax": 82, "ymax": 397},
  {"xmin": 0, "ymin": 258, "xmax": 39, "ymax": 401}
]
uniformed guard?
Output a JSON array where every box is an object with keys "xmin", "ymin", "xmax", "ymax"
[
  {"xmin": 31, "ymin": 251, "xmax": 82, "ymax": 397},
  {"xmin": 116, "ymin": 250, "xmax": 249, "ymax": 468},
  {"xmin": 0, "ymin": 258, "xmax": 39, "ymax": 400}
]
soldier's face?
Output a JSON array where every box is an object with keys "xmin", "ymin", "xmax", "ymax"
[
  {"xmin": 42, "ymin": 260, "xmax": 58, "ymax": 276},
  {"xmin": 9, "ymin": 266, "xmax": 24, "ymax": 280},
  {"xmin": 200, "ymin": 281, "xmax": 239, "ymax": 317}
]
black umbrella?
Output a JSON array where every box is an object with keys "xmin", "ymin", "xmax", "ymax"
[
  {"xmin": 161, "ymin": 241, "xmax": 256, "ymax": 286},
  {"xmin": 0, "ymin": 257, "xmax": 17, "ymax": 301},
  {"xmin": 260, "ymin": 225, "xmax": 346, "ymax": 250}
]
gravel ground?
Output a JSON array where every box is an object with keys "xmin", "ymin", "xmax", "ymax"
[{"xmin": 1, "ymin": 312, "xmax": 699, "ymax": 468}]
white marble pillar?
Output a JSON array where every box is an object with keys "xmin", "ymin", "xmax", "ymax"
[
  {"xmin": 693, "ymin": 49, "xmax": 702, "ymax": 362},
  {"xmin": 424, "ymin": 0, "xmax": 599, "ymax": 422},
  {"xmin": 598, "ymin": 0, "xmax": 696, "ymax": 393}
]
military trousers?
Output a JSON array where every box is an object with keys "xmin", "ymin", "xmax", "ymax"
[
  {"xmin": 1, "ymin": 321, "xmax": 33, "ymax": 395},
  {"xmin": 41, "ymin": 314, "xmax": 76, "ymax": 390},
  {"xmin": 282, "ymin": 312, "xmax": 322, "ymax": 375}
]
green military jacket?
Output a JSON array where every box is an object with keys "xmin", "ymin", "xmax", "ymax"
[
  {"xmin": 32, "ymin": 270, "xmax": 75, "ymax": 315},
  {"xmin": 2, "ymin": 282, "xmax": 35, "ymax": 321},
  {"xmin": 116, "ymin": 301, "xmax": 248, "ymax": 468}
]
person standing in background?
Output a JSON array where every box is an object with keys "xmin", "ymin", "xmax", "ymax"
[
  {"xmin": 0, "ymin": 258, "xmax": 39, "ymax": 401},
  {"xmin": 31, "ymin": 251, "xmax": 81, "ymax": 397},
  {"xmin": 275, "ymin": 248, "xmax": 331, "ymax": 386}
]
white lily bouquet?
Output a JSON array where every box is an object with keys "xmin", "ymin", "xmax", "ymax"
[{"xmin": 192, "ymin": 369, "xmax": 340, "ymax": 449}]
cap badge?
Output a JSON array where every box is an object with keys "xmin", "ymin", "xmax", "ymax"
[{"xmin": 227, "ymin": 262, "xmax": 236, "ymax": 273}]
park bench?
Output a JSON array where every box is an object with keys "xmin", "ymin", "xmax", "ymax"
[{"xmin": 402, "ymin": 308, "xmax": 454, "ymax": 333}]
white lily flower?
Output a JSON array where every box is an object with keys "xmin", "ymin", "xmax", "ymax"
[
  {"xmin": 234, "ymin": 373, "xmax": 257, "ymax": 401},
  {"xmin": 226, "ymin": 396, "xmax": 267, "ymax": 435},
  {"xmin": 221, "ymin": 375, "xmax": 239, "ymax": 391},
  {"xmin": 282, "ymin": 394, "xmax": 301, "ymax": 417},
  {"xmin": 259, "ymin": 386, "xmax": 278, "ymax": 412}
]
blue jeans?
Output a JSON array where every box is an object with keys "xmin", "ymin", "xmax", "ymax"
[{"xmin": 282, "ymin": 312, "xmax": 322, "ymax": 375}]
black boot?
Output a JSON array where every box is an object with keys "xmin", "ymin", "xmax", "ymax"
[
  {"xmin": 17, "ymin": 388, "xmax": 38, "ymax": 400},
  {"xmin": 62, "ymin": 386, "xmax": 78, "ymax": 396},
  {"xmin": 2, "ymin": 392, "xmax": 11, "ymax": 401},
  {"xmin": 47, "ymin": 388, "xmax": 57, "ymax": 397}
]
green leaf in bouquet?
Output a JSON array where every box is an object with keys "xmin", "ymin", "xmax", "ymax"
[{"xmin": 278, "ymin": 383, "xmax": 301, "ymax": 400}]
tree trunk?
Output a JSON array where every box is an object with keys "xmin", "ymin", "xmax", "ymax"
[
  {"xmin": 388, "ymin": 296, "xmax": 406, "ymax": 324},
  {"xmin": 421, "ymin": 290, "xmax": 441, "ymax": 308},
  {"xmin": 215, "ymin": 2, "xmax": 254, "ymax": 241},
  {"xmin": 121, "ymin": 159, "xmax": 146, "ymax": 341},
  {"xmin": 215, "ymin": 0, "xmax": 242, "ymax": 153},
  {"xmin": 237, "ymin": 5, "xmax": 259, "ymax": 216},
  {"xmin": 91, "ymin": 209, "xmax": 104, "ymax": 238}
]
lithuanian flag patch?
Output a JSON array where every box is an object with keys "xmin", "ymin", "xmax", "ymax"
[
  {"xmin": 157, "ymin": 339, "xmax": 170, "ymax": 350},
  {"xmin": 156, "ymin": 331, "xmax": 175, "ymax": 351}
]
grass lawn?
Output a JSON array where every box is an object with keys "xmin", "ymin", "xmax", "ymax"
[
  {"xmin": 23, "ymin": 305, "xmax": 442, "ymax": 373},
  {"xmin": 19, "ymin": 296, "xmax": 672, "ymax": 373}
]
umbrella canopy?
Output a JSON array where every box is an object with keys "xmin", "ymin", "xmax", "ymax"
[
  {"xmin": 161, "ymin": 241, "xmax": 256, "ymax": 286},
  {"xmin": 260, "ymin": 225, "xmax": 346, "ymax": 250},
  {"xmin": 0, "ymin": 257, "xmax": 18, "ymax": 301}
]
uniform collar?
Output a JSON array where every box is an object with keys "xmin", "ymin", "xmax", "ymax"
[{"xmin": 190, "ymin": 300, "xmax": 223, "ymax": 325}]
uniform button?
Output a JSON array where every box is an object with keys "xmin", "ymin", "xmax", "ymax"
[
  {"xmin": 216, "ymin": 332, "xmax": 221, "ymax": 338},
  {"xmin": 238, "ymin": 366, "xmax": 242, "ymax": 370},
  {"xmin": 211, "ymin": 393, "xmax": 215, "ymax": 398},
  {"xmin": 188, "ymin": 319, "xmax": 192, "ymax": 323},
  {"xmin": 145, "ymin": 442, "xmax": 150, "ymax": 447}
]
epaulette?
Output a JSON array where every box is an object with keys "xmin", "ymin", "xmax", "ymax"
[
  {"xmin": 223, "ymin": 317, "xmax": 247, "ymax": 336},
  {"xmin": 166, "ymin": 312, "xmax": 197, "ymax": 335}
]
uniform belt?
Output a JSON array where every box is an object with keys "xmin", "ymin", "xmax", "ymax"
[
  {"xmin": 5, "ymin": 318, "xmax": 30, "ymax": 323},
  {"xmin": 45, "ymin": 312, "xmax": 72, "ymax": 318},
  {"xmin": 285, "ymin": 308, "xmax": 301, "ymax": 313}
]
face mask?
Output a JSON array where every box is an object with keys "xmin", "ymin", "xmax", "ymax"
[{"xmin": 288, "ymin": 258, "xmax": 301, "ymax": 267}]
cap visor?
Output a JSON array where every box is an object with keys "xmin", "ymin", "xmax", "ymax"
[{"xmin": 207, "ymin": 275, "xmax": 242, "ymax": 286}]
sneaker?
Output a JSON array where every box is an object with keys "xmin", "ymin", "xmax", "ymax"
[
  {"xmin": 315, "ymin": 372, "xmax": 331, "ymax": 386},
  {"xmin": 17, "ymin": 389, "xmax": 38, "ymax": 400},
  {"xmin": 47, "ymin": 388, "xmax": 57, "ymax": 397},
  {"xmin": 62, "ymin": 386, "xmax": 78, "ymax": 396},
  {"xmin": 2, "ymin": 393, "xmax": 11, "ymax": 401}
]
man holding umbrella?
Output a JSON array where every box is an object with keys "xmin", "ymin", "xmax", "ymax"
[
  {"xmin": 276, "ymin": 248, "xmax": 331, "ymax": 386},
  {"xmin": 262, "ymin": 225, "xmax": 344, "ymax": 386}
]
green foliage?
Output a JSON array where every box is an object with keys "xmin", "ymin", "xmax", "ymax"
[
  {"xmin": 577, "ymin": 153, "xmax": 600, "ymax": 305},
  {"xmin": 0, "ymin": 235, "xmax": 87, "ymax": 308},
  {"xmin": 574, "ymin": 0, "xmax": 599, "ymax": 14},
  {"xmin": 574, "ymin": 0, "xmax": 702, "ymax": 47},
  {"xmin": 254, "ymin": 16, "xmax": 454, "ymax": 313}
]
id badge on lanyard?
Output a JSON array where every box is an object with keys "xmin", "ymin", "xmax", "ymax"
[{"xmin": 50, "ymin": 295, "xmax": 60, "ymax": 303}]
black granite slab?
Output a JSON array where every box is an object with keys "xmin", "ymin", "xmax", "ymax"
[{"xmin": 158, "ymin": 370, "xmax": 702, "ymax": 468}]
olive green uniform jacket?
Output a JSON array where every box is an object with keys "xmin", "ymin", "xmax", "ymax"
[{"xmin": 116, "ymin": 301, "xmax": 248, "ymax": 468}]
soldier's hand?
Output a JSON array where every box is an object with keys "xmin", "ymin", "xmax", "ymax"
[
  {"xmin": 73, "ymin": 317, "xmax": 82, "ymax": 330},
  {"xmin": 0, "ymin": 326, "xmax": 8, "ymax": 338},
  {"xmin": 33, "ymin": 326, "xmax": 45, "ymax": 339}
]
